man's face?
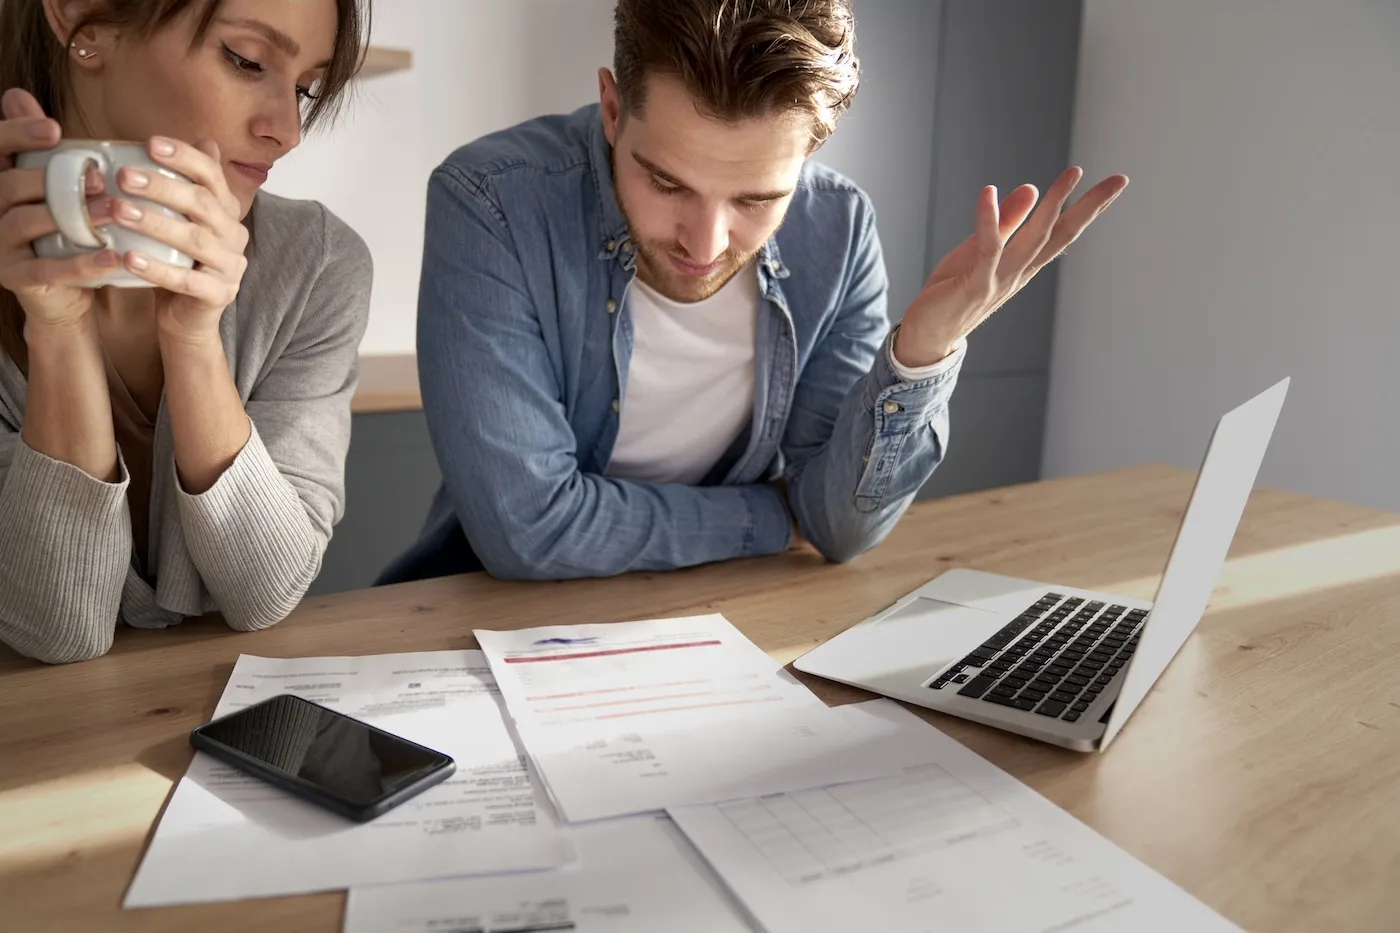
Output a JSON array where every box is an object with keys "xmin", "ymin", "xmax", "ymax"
[{"xmin": 600, "ymin": 70, "xmax": 811, "ymax": 303}]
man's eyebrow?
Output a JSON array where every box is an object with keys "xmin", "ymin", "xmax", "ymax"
[
  {"xmin": 632, "ymin": 152, "xmax": 793, "ymax": 202},
  {"xmin": 218, "ymin": 17, "xmax": 333, "ymax": 68}
]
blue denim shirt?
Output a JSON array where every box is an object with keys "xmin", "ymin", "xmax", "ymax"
[{"xmin": 379, "ymin": 104, "xmax": 965, "ymax": 584}]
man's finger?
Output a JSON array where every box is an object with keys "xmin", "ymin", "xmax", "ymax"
[
  {"xmin": 1000, "ymin": 167, "xmax": 1083, "ymax": 283},
  {"xmin": 1025, "ymin": 176, "xmax": 1129, "ymax": 276}
]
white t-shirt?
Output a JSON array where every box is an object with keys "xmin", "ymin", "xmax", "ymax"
[
  {"xmin": 606, "ymin": 264, "xmax": 760, "ymax": 486},
  {"xmin": 606, "ymin": 263, "xmax": 966, "ymax": 487}
]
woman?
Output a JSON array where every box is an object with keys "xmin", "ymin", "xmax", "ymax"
[{"xmin": 0, "ymin": 0, "xmax": 373, "ymax": 663}]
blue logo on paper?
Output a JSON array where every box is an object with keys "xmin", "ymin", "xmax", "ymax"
[{"xmin": 532, "ymin": 637, "xmax": 601, "ymax": 646}]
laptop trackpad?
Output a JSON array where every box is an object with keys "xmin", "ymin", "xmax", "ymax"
[{"xmin": 800, "ymin": 597, "xmax": 1003, "ymax": 685}]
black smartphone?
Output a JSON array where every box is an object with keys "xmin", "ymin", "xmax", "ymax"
[{"xmin": 189, "ymin": 693, "xmax": 456, "ymax": 823}]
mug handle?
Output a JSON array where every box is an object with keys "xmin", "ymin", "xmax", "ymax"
[{"xmin": 43, "ymin": 148, "xmax": 108, "ymax": 250}]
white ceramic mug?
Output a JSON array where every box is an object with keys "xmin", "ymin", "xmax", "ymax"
[{"xmin": 16, "ymin": 140, "xmax": 195, "ymax": 288}]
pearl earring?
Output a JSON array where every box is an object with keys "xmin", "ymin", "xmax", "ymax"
[{"xmin": 70, "ymin": 40, "xmax": 93, "ymax": 59}]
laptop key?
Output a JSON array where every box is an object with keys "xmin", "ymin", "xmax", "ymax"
[
  {"xmin": 1002, "ymin": 676, "xmax": 1028, "ymax": 689},
  {"xmin": 1050, "ymin": 690, "xmax": 1077, "ymax": 703},
  {"xmin": 1036, "ymin": 700, "xmax": 1067, "ymax": 717},
  {"xmin": 1071, "ymin": 700, "xmax": 1090, "ymax": 711},
  {"xmin": 1066, "ymin": 674, "xmax": 1090, "ymax": 687},
  {"xmin": 984, "ymin": 694, "xmax": 1037, "ymax": 711},
  {"xmin": 955, "ymin": 675, "xmax": 999, "ymax": 698},
  {"xmin": 1094, "ymin": 674, "xmax": 1113, "ymax": 686},
  {"xmin": 1062, "ymin": 711, "xmax": 1081, "ymax": 722},
  {"xmin": 952, "ymin": 673, "xmax": 969, "ymax": 683},
  {"xmin": 989, "ymin": 685, "xmax": 1018, "ymax": 698}
]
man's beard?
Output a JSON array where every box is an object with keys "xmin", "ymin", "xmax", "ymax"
[
  {"xmin": 613, "ymin": 170, "xmax": 761, "ymax": 303},
  {"xmin": 630, "ymin": 235, "xmax": 759, "ymax": 303}
]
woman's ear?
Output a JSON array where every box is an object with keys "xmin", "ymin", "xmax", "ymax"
[{"xmin": 42, "ymin": 0, "xmax": 109, "ymax": 69}]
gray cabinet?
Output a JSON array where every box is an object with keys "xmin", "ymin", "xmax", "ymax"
[{"xmin": 309, "ymin": 411, "xmax": 441, "ymax": 596}]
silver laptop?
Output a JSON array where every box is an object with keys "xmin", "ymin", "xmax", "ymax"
[{"xmin": 794, "ymin": 377, "xmax": 1289, "ymax": 752}]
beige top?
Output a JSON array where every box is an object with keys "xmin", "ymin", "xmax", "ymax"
[
  {"xmin": 0, "ymin": 191, "xmax": 374, "ymax": 664},
  {"xmin": 104, "ymin": 356, "xmax": 156, "ymax": 573}
]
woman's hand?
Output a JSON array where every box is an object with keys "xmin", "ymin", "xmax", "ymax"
[
  {"xmin": 0, "ymin": 88, "xmax": 116, "ymax": 332},
  {"xmin": 108, "ymin": 135, "xmax": 249, "ymax": 345}
]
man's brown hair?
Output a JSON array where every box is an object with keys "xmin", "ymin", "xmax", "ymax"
[{"xmin": 613, "ymin": 0, "xmax": 860, "ymax": 146}]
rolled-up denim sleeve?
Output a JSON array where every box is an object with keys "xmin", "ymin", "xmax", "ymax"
[
  {"xmin": 782, "ymin": 199, "xmax": 963, "ymax": 563},
  {"xmin": 416, "ymin": 166, "xmax": 792, "ymax": 581}
]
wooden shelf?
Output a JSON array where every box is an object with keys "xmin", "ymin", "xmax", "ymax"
[
  {"xmin": 353, "ymin": 353, "xmax": 421, "ymax": 414},
  {"xmin": 359, "ymin": 46, "xmax": 412, "ymax": 79}
]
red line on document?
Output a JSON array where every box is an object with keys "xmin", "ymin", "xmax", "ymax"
[{"xmin": 503, "ymin": 640, "xmax": 723, "ymax": 663}]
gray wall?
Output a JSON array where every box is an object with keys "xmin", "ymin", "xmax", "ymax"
[
  {"xmin": 917, "ymin": 0, "xmax": 1084, "ymax": 498},
  {"xmin": 1043, "ymin": 0, "xmax": 1400, "ymax": 513}
]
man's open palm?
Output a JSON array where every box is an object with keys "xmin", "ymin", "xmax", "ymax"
[{"xmin": 895, "ymin": 167, "xmax": 1129, "ymax": 367}]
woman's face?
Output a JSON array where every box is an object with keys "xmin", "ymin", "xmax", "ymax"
[{"xmin": 63, "ymin": 0, "xmax": 339, "ymax": 218}]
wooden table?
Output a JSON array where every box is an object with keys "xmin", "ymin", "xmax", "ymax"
[{"xmin": 3, "ymin": 465, "xmax": 1398, "ymax": 932}]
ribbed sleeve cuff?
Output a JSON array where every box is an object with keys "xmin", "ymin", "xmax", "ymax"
[{"xmin": 0, "ymin": 440, "xmax": 131, "ymax": 663}]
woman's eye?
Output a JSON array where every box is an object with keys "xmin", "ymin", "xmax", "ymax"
[{"xmin": 222, "ymin": 43, "xmax": 263, "ymax": 73}]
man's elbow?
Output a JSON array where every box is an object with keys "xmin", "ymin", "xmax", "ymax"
[
  {"xmin": 478, "ymin": 544, "xmax": 589, "ymax": 582},
  {"xmin": 811, "ymin": 533, "xmax": 875, "ymax": 566},
  {"xmin": 473, "ymin": 519, "xmax": 616, "ymax": 582}
]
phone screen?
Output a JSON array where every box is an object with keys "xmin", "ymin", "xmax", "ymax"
[{"xmin": 195, "ymin": 694, "xmax": 452, "ymax": 809}]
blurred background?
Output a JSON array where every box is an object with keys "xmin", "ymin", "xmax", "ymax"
[{"xmin": 265, "ymin": 0, "xmax": 1399, "ymax": 593}]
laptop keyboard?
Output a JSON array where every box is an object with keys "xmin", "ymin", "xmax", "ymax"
[{"xmin": 928, "ymin": 593, "xmax": 1145, "ymax": 723}]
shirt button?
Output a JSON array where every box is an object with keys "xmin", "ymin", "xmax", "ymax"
[
  {"xmin": 883, "ymin": 400, "xmax": 901, "ymax": 414},
  {"xmin": 611, "ymin": 398, "xmax": 620, "ymax": 413},
  {"xmin": 606, "ymin": 298, "xmax": 617, "ymax": 314},
  {"xmin": 606, "ymin": 240, "xmax": 616, "ymax": 252}
]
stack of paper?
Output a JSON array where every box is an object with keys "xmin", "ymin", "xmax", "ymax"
[{"xmin": 124, "ymin": 615, "xmax": 1241, "ymax": 932}]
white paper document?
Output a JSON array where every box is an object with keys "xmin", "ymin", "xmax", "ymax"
[
  {"xmin": 476, "ymin": 615, "xmax": 947, "ymax": 822},
  {"xmin": 343, "ymin": 814, "xmax": 759, "ymax": 933},
  {"xmin": 669, "ymin": 700, "xmax": 1241, "ymax": 933},
  {"xmin": 125, "ymin": 651, "xmax": 573, "ymax": 907}
]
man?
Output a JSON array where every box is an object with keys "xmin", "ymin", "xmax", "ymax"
[{"xmin": 379, "ymin": 0, "xmax": 1127, "ymax": 584}]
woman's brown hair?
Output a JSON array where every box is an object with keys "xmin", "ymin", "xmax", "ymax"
[{"xmin": 0, "ymin": 0, "xmax": 371, "ymax": 369}]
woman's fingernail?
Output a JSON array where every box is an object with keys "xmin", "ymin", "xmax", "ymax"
[
  {"xmin": 85, "ymin": 168, "xmax": 104, "ymax": 193},
  {"xmin": 127, "ymin": 252, "xmax": 149, "ymax": 271},
  {"xmin": 96, "ymin": 249, "xmax": 119, "ymax": 266},
  {"xmin": 29, "ymin": 119, "xmax": 57, "ymax": 141},
  {"xmin": 118, "ymin": 200, "xmax": 143, "ymax": 221},
  {"xmin": 123, "ymin": 169, "xmax": 149, "ymax": 189},
  {"xmin": 150, "ymin": 137, "xmax": 175, "ymax": 157}
]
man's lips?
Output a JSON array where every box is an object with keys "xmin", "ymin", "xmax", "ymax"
[{"xmin": 668, "ymin": 253, "xmax": 723, "ymax": 277}]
